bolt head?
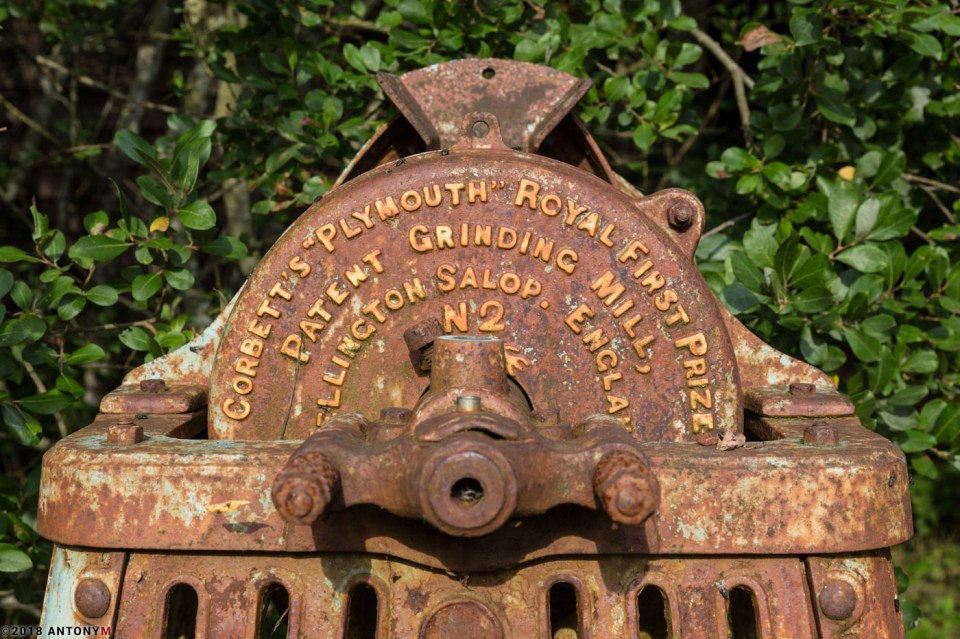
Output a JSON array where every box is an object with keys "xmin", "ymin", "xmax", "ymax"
[
  {"xmin": 75, "ymin": 577, "xmax": 111, "ymax": 619},
  {"xmin": 380, "ymin": 407, "xmax": 412, "ymax": 423},
  {"xmin": 819, "ymin": 578, "xmax": 857, "ymax": 620},
  {"xmin": 139, "ymin": 378, "xmax": 166, "ymax": 393},
  {"xmin": 789, "ymin": 382, "xmax": 816, "ymax": 395},
  {"xmin": 667, "ymin": 201, "xmax": 695, "ymax": 231},
  {"xmin": 803, "ymin": 422, "xmax": 839, "ymax": 447},
  {"xmin": 107, "ymin": 423, "xmax": 144, "ymax": 445}
]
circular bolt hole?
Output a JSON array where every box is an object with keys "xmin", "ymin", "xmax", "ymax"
[
  {"xmin": 471, "ymin": 120, "xmax": 490, "ymax": 138},
  {"xmin": 482, "ymin": 67, "xmax": 495, "ymax": 79},
  {"xmin": 451, "ymin": 477, "xmax": 484, "ymax": 506}
]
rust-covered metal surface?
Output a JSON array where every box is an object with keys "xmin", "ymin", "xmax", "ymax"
[{"xmin": 37, "ymin": 58, "xmax": 912, "ymax": 638}]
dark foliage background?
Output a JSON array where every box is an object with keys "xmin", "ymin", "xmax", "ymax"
[{"xmin": 0, "ymin": 0, "xmax": 957, "ymax": 634}]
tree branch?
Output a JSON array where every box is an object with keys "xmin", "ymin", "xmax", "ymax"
[
  {"xmin": 903, "ymin": 173, "xmax": 960, "ymax": 194},
  {"xmin": 690, "ymin": 28, "xmax": 755, "ymax": 145},
  {"xmin": 703, "ymin": 212, "xmax": 752, "ymax": 239},
  {"xmin": 35, "ymin": 54, "xmax": 186, "ymax": 117}
]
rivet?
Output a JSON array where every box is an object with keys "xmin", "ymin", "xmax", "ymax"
[
  {"xmin": 75, "ymin": 577, "xmax": 111, "ymax": 618},
  {"xmin": 471, "ymin": 120, "xmax": 490, "ymax": 138},
  {"xmin": 819, "ymin": 578, "xmax": 857, "ymax": 620}
]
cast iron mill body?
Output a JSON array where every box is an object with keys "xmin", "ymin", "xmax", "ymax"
[{"xmin": 36, "ymin": 58, "xmax": 912, "ymax": 638}]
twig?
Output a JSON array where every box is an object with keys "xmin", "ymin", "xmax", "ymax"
[
  {"xmin": 657, "ymin": 75, "xmax": 731, "ymax": 191},
  {"xmin": 0, "ymin": 93, "xmax": 60, "ymax": 145},
  {"xmin": 0, "ymin": 594, "xmax": 42, "ymax": 619},
  {"xmin": 911, "ymin": 226, "xmax": 936, "ymax": 247},
  {"xmin": 690, "ymin": 28, "xmax": 755, "ymax": 145},
  {"xmin": 918, "ymin": 185, "xmax": 957, "ymax": 224},
  {"xmin": 21, "ymin": 359, "xmax": 68, "ymax": 440},
  {"xmin": 63, "ymin": 319, "xmax": 156, "ymax": 335},
  {"xmin": 521, "ymin": 0, "xmax": 546, "ymax": 20},
  {"xmin": 35, "ymin": 54, "xmax": 186, "ymax": 116},
  {"xmin": 328, "ymin": 18, "xmax": 390, "ymax": 34},
  {"xmin": 702, "ymin": 212, "xmax": 752, "ymax": 239},
  {"xmin": 690, "ymin": 28, "xmax": 755, "ymax": 90},
  {"xmin": 903, "ymin": 173, "xmax": 960, "ymax": 194}
]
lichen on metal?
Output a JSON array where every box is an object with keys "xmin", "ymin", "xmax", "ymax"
[{"xmin": 37, "ymin": 58, "xmax": 912, "ymax": 637}]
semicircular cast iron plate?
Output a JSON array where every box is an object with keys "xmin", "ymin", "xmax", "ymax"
[{"xmin": 209, "ymin": 149, "xmax": 741, "ymax": 442}]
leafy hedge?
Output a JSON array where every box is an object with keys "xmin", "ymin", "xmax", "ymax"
[{"xmin": 0, "ymin": 0, "xmax": 957, "ymax": 633}]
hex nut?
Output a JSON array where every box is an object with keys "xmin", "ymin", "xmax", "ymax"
[
  {"xmin": 107, "ymin": 423, "xmax": 144, "ymax": 445},
  {"xmin": 139, "ymin": 378, "xmax": 167, "ymax": 393},
  {"xmin": 667, "ymin": 201, "xmax": 695, "ymax": 231},
  {"xmin": 75, "ymin": 577, "xmax": 111, "ymax": 619},
  {"xmin": 803, "ymin": 422, "xmax": 839, "ymax": 447}
]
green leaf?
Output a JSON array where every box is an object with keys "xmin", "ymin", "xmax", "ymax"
[
  {"xmin": 898, "ymin": 429, "xmax": 936, "ymax": 453},
  {"xmin": 815, "ymin": 92, "xmax": 856, "ymax": 126},
  {"xmin": 164, "ymin": 268, "xmax": 195, "ymax": 290},
  {"xmin": 873, "ymin": 150, "xmax": 906, "ymax": 185},
  {"xmin": 904, "ymin": 350, "xmax": 939, "ymax": 374},
  {"xmin": 762, "ymin": 162, "xmax": 792, "ymax": 189},
  {"xmin": 115, "ymin": 129, "xmax": 157, "ymax": 166},
  {"xmin": 69, "ymin": 235, "xmax": 130, "ymax": 262},
  {"xmin": 201, "ymin": 237, "xmax": 247, "ymax": 260},
  {"xmin": 56, "ymin": 374, "xmax": 84, "ymax": 398},
  {"xmin": 65, "ymin": 343, "xmax": 106, "ymax": 366},
  {"xmin": 137, "ymin": 175, "xmax": 171, "ymax": 208},
  {"xmin": 731, "ymin": 251, "xmax": 765, "ymax": 292},
  {"xmin": 132, "ymin": 271, "xmax": 164, "ymax": 301},
  {"xmin": 911, "ymin": 455, "xmax": 938, "ymax": 479},
  {"xmin": 0, "ymin": 246, "xmax": 40, "ymax": 264},
  {"xmin": 842, "ymin": 327, "xmax": 882, "ymax": 362},
  {"xmin": 0, "ymin": 544, "xmax": 33, "ymax": 573},
  {"xmin": 57, "ymin": 295, "xmax": 85, "ymax": 321},
  {"xmin": 789, "ymin": 10, "xmax": 822, "ymax": 47},
  {"xmin": 817, "ymin": 176, "xmax": 857, "ymax": 240},
  {"xmin": 720, "ymin": 147, "xmax": 759, "ymax": 172},
  {"xmin": 178, "ymin": 200, "xmax": 216, "ymax": 231},
  {"xmin": 902, "ymin": 31, "xmax": 942, "ymax": 59},
  {"xmin": 0, "ymin": 317, "xmax": 46, "ymax": 347},
  {"xmin": 793, "ymin": 286, "xmax": 834, "ymax": 313},
  {"xmin": 119, "ymin": 326, "xmax": 152, "ymax": 351},
  {"xmin": 11, "ymin": 281, "xmax": 32, "ymax": 310},
  {"xmin": 19, "ymin": 389, "xmax": 73, "ymax": 415},
  {"xmin": 37, "ymin": 275, "xmax": 74, "ymax": 309},
  {"xmin": 0, "ymin": 269, "xmax": 12, "ymax": 298},
  {"xmin": 854, "ymin": 198, "xmax": 880, "ymax": 241},
  {"xmin": 86, "ymin": 284, "xmax": 119, "ymax": 306},
  {"xmin": 1, "ymin": 404, "xmax": 41, "ymax": 446},
  {"xmin": 836, "ymin": 245, "xmax": 887, "ymax": 273}
]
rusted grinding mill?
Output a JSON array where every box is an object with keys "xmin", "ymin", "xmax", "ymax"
[{"xmin": 37, "ymin": 59, "xmax": 912, "ymax": 638}]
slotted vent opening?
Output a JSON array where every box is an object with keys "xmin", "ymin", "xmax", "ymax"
[
  {"xmin": 636, "ymin": 585, "xmax": 670, "ymax": 639},
  {"xmin": 549, "ymin": 581, "xmax": 582, "ymax": 639},
  {"xmin": 164, "ymin": 583, "xmax": 198, "ymax": 639},
  {"xmin": 257, "ymin": 583, "xmax": 290, "ymax": 639},
  {"xmin": 728, "ymin": 586, "xmax": 760, "ymax": 639},
  {"xmin": 344, "ymin": 583, "xmax": 379, "ymax": 639}
]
